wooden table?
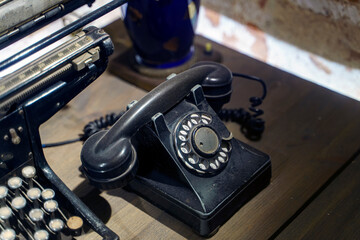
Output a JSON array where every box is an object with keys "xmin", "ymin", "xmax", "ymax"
[{"xmin": 40, "ymin": 26, "xmax": 360, "ymax": 239}]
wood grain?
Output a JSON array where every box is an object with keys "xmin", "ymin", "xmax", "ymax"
[
  {"xmin": 38, "ymin": 23, "xmax": 360, "ymax": 239},
  {"xmin": 276, "ymin": 155, "xmax": 360, "ymax": 240}
]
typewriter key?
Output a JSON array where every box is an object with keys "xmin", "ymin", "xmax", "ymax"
[
  {"xmin": 11, "ymin": 196, "xmax": 26, "ymax": 220},
  {"xmin": 0, "ymin": 228, "xmax": 16, "ymax": 240},
  {"xmin": 0, "ymin": 187, "xmax": 8, "ymax": 206},
  {"xmin": 49, "ymin": 218, "xmax": 64, "ymax": 231},
  {"xmin": 49, "ymin": 218, "xmax": 64, "ymax": 239},
  {"xmin": 7, "ymin": 177, "xmax": 22, "ymax": 195},
  {"xmin": 67, "ymin": 216, "xmax": 83, "ymax": 236},
  {"xmin": 43, "ymin": 200, "xmax": 58, "ymax": 218},
  {"xmin": 33, "ymin": 229, "xmax": 49, "ymax": 240},
  {"xmin": 22, "ymin": 166, "xmax": 36, "ymax": 188},
  {"xmin": 21, "ymin": 166, "xmax": 36, "ymax": 178},
  {"xmin": 27, "ymin": 188, "xmax": 41, "ymax": 208},
  {"xmin": 29, "ymin": 208, "xmax": 44, "ymax": 229},
  {"xmin": 41, "ymin": 189, "xmax": 55, "ymax": 201},
  {"xmin": 0, "ymin": 206, "xmax": 13, "ymax": 228}
]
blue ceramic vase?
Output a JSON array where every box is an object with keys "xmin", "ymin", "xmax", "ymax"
[{"xmin": 123, "ymin": 0, "xmax": 200, "ymax": 68}]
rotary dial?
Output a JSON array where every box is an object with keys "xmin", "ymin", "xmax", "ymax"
[{"xmin": 174, "ymin": 112, "xmax": 232, "ymax": 175}]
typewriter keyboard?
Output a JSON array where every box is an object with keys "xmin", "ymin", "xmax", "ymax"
[{"xmin": 0, "ymin": 165, "xmax": 84, "ymax": 240}]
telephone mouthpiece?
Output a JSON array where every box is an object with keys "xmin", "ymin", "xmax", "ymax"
[{"xmin": 81, "ymin": 131, "xmax": 138, "ymax": 189}]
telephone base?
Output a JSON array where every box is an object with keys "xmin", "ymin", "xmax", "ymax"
[{"xmin": 127, "ymin": 139, "xmax": 271, "ymax": 237}]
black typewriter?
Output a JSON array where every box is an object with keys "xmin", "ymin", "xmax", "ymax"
[{"xmin": 0, "ymin": 1, "xmax": 127, "ymax": 239}]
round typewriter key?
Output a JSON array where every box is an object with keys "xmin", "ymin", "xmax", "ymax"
[
  {"xmin": 0, "ymin": 228, "xmax": 16, "ymax": 240},
  {"xmin": 29, "ymin": 208, "xmax": 44, "ymax": 222},
  {"xmin": 29, "ymin": 208, "xmax": 45, "ymax": 230},
  {"xmin": 0, "ymin": 206, "xmax": 12, "ymax": 219},
  {"xmin": 22, "ymin": 166, "xmax": 36, "ymax": 179},
  {"xmin": 0, "ymin": 186, "xmax": 8, "ymax": 206},
  {"xmin": 11, "ymin": 196, "xmax": 26, "ymax": 220},
  {"xmin": 7, "ymin": 177, "xmax": 22, "ymax": 195},
  {"xmin": 0, "ymin": 186, "xmax": 8, "ymax": 198},
  {"xmin": 43, "ymin": 200, "xmax": 58, "ymax": 215},
  {"xmin": 34, "ymin": 229, "xmax": 49, "ymax": 240},
  {"xmin": 0, "ymin": 206, "xmax": 13, "ymax": 228},
  {"xmin": 27, "ymin": 188, "xmax": 41, "ymax": 208},
  {"xmin": 49, "ymin": 218, "xmax": 64, "ymax": 232},
  {"xmin": 41, "ymin": 189, "xmax": 55, "ymax": 201},
  {"xmin": 11, "ymin": 196, "xmax": 26, "ymax": 209},
  {"xmin": 67, "ymin": 216, "xmax": 83, "ymax": 236},
  {"xmin": 49, "ymin": 218, "xmax": 65, "ymax": 239},
  {"xmin": 22, "ymin": 166, "xmax": 36, "ymax": 188},
  {"xmin": 27, "ymin": 188, "xmax": 41, "ymax": 199}
]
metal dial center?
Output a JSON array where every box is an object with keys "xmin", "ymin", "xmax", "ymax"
[{"xmin": 193, "ymin": 127, "xmax": 219, "ymax": 156}]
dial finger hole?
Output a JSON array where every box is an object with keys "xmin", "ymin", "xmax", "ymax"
[
  {"xmin": 187, "ymin": 154, "xmax": 199, "ymax": 165},
  {"xmin": 217, "ymin": 155, "xmax": 228, "ymax": 163},
  {"xmin": 215, "ymin": 159, "xmax": 220, "ymax": 167},
  {"xmin": 201, "ymin": 119, "xmax": 209, "ymax": 124},
  {"xmin": 221, "ymin": 141, "xmax": 231, "ymax": 153},
  {"xmin": 180, "ymin": 130, "xmax": 188, "ymax": 136},
  {"xmin": 191, "ymin": 114, "xmax": 199, "ymax": 118},
  {"xmin": 198, "ymin": 159, "xmax": 209, "ymax": 170},
  {"xmin": 219, "ymin": 152, "xmax": 227, "ymax": 158},
  {"xmin": 178, "ymin": 135, "xmax": 186, "ymax": 141},
  {"xmin": 209, "ymin": 159, "xmax": 220, "ymax": 170},
  {"xmin": 182, "ymin": 124, "xmax": 190, "ymax": 131},
  {"xmin": 218, "ymin": 156, "xmax": 225, "ymax": 163},
  {"xmin": 187, "ymin": 121, "xmax": 192, "ymax": 128},
  {"xmin": 201, "ymin": 114, "xmax": 212, "ymax": 121},
  {"xmin": 180, "ymin": 143, "xmax": 191, "ymax": 154},
  {"xmin": 190, "ymin": 119, "xmax": 198, "ymax": 125},
  {"xmin": 181, "ymin": 147, "xmax": 189, "ymax": 154}
]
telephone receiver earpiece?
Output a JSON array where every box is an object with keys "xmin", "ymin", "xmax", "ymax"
[
  {"xmin": 191, "ymin": 62, "xmax": 233, "ymax": 113},
  {"xmin": 80, "ymin": 62, "xmax": 232, "ymax": 189}
]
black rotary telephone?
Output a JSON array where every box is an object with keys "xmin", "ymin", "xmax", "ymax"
[{"xmin": 80, "ymin": 62, "xmax": 271, "ymax": 237}]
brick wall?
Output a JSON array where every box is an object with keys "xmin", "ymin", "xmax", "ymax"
[{"xmin": 202, "ymin": 0, "xmax": 360, "ymax": 68}]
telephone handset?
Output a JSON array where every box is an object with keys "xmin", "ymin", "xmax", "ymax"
[{"xmin": 81, "ymin": 62, "xmax": 271, "ymax": 236}]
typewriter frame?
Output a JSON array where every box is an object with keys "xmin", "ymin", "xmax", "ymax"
[
  {"xmin": 0, "ymin": 32, "xmax": 118, "ymax": 239},
  {"xmin": 0, "ymin": 0, "xmax": 95, "ymax": 49}
]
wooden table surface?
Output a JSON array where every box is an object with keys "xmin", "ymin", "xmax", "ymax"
[{"xmin": 39, "ymin": 26, "xmax": 360, "ymax": 239}]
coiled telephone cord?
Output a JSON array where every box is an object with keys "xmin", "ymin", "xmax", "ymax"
[
  {"xmin": 218, "ymin": 72, "xmax": 266, "ymax": 141},
  {"xmin": 79, "ymin": 112, "xmax": 125, "ymax": 142}
]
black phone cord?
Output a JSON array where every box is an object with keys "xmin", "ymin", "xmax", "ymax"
[
  {"xmin": 42, "ymin": 112, "xmax": 125, "ymax": 148},
  {"xmin": 218, "ymin": 72, "xmax": 266, "ymax": 141},
  {"xmin": 79, "ymin": 111, "xmax": 125, "ymax": 142}
]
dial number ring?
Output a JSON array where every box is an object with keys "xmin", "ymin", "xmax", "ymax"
[{"xmin": 174, "ymin": 112, "xmax": 232, "ymax": 175}]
